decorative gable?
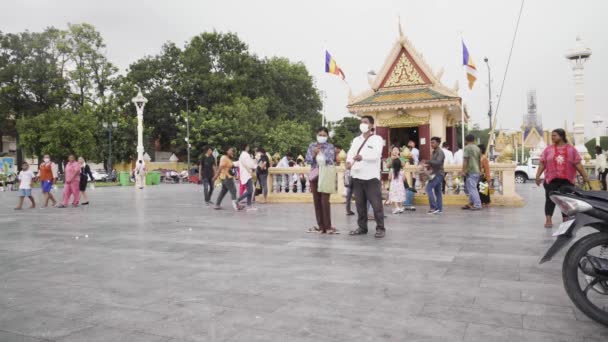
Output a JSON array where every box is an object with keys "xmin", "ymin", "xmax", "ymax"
[{"xmin": 380, "ymin": 48, "xmax": 430, "ymax": 88}]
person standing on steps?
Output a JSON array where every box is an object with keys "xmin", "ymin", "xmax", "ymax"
[
  {"xmin": 57, "ymin": 154, "xmax": 81, "ymax": 208},
  {"xmin": 346, "ymin": 116, "xmax": 386, "ymax": 238},
  {"xmin": 38, "ymin": 154, "xmax": 57, "ymax": 208},
  {"xmin": 214, "ymin": 147, "xmax": 244, "ymax": 211},
  {"xmin": 199, "ymin": 146, "xmax": 217, "ymax": 206},
  {"xmin": 78, "ymin": 157, "xmax": 94, "ymax": 206}
]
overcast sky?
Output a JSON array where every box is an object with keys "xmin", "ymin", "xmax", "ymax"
[{"xmin": 2, "ymin": 0, "xmax": 607, "ymax": 137}]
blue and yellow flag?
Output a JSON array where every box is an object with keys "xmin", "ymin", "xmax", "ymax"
[
  {"xmin": 462, "ymin": 41, "xmax": 477, "ymax": 90},
  {"xmin": 325, "ymin": 51, "xmax": 345, "ymax": 80}
]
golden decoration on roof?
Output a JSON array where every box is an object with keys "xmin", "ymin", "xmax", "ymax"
[
  {"xmin": 384, "ymin": 52, "xmax": 425, "ymax": 87},
  {"xmin": 370, "ymin": 91, "xmax": 433, "ymax": 104},
  {"xmin": 379, "ymin": 114, "xmax": 430, "ymax": 128}
]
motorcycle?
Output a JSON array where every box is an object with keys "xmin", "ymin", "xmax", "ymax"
[{"xmin": 540, "ymin": 187, "xmax": 608, "ymax": 326}]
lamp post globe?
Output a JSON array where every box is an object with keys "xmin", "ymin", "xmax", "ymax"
[{"xmin": 131, "ymin": 90, "xmax": 148, "ymax": 164}]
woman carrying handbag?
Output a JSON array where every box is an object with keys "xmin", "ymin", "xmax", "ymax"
[{"xmin": 305, "ymin": 127, "xmax": 337, "ymax": 234}]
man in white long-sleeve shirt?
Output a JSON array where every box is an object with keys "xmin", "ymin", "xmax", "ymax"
[
  {"xmin": 453, "ymin": 143, "xmax": 464, "ymax": 165},
  {"xmin": 346, "ymin": 115, "xmax": 386, "ymax": 238},
  {"xmin": 237, "ymin": 144, "xmax": 258, "ymax": 210}
]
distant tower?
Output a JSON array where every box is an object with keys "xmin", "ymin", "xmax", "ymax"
[
  {"xmin": 524, "ymin": 90, "xmax": 542, "ymax": 131},
  {"xmin": 565, "ymin": 36, "xmax": 592, "ymax": 156}
]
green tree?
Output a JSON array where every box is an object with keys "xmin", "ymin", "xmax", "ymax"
[
  {"xmin": 65, "ymin": 23, "xmax": 117, "ymax": 107},
  {"xmin": 16, "ymin": 106, "xmax": 99, "ymax": 161},
  {"xmin": 265, "ymin": 120, "xmax": 313, "ymax": 157},
  {"xmin": 331, "ymin": 116, "xmax": 360, "ymax": 150},
  {"xmin": 173, "ymin": 96, "xmax": 270, "ymax": 156}
]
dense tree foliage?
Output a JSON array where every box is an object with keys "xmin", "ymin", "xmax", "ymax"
[{"xmin": 1, "ymin": 24, "xmax": 324, "ymax": 167}]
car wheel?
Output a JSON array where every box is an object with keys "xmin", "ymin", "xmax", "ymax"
[{"xmin": 515, "ymin": 174, "xmax": 527, "ymax": 184}]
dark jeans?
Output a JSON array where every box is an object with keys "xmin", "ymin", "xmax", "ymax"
[
  {"xmin": 544, "ymin": 178, "xmax": 574, "ymax": 217},
  {"xmin": 478, "ymin": 177, "xmax": 491, "ymax": 205},
  {"xmin": 202, "ymin": 176, "xmax": 214, "ymax": 203},
  {"xmin": 345, "ymin": 186, "xmax": 353, "ymax": 212},
  {"xmin": 311, "ymin": 180, "xmax": 332, "ymax": 230},
  {"xmin": 426, "ymin": 174, "xmax": 443, "ymax": 211},
  {"xmin": 258, "ymin": 173, "xmax": 268, "ymax": 198},
  {"xmin": 237, "ymin": 179, "xmax": 254, "ymax": 207},
  {"xmin": 353, "ymin": 178, "xmax": 385, "ymax": 232},
  {"xmin": 216, "ymin": 178, "xmax": 237, "ymax": 206},
  {"xmin": 600, "ymin": 169, "xmax": 607, "ymax": 191}
]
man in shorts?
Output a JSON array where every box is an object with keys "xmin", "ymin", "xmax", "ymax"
[{"xmin": 38, "ymin": 154, "xmax": 57, "ymax": 207}]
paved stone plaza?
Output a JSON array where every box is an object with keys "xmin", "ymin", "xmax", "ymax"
[{"xmin": 1, "ymin": 184, "xmax": 607, "ymax": 342}]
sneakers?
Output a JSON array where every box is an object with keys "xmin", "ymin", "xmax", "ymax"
[
  {"xmin": 427, "ymin": 209, "xmax": 442, "ymax": 215},
  {"xmin": 392, "ymin": 208, "xmax": 401, "ymax": 214}
]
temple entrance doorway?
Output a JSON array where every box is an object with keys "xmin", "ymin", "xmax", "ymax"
[{"xmin": 389, "ymin": 127, "xmax": 419, "ymax": 149}]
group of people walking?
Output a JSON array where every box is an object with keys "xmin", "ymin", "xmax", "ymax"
[{"xmin": 15, "ymin": 154, "xmax": 95, "ymax": 210}]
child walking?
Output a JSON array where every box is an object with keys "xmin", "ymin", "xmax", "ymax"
[
  {"xmin": 388, "ymin": 158, "xmax": 405, "ymax": 214},
  {"xmin": 15, "ymin": 162, "xmax": 36, "ymax": 210}
]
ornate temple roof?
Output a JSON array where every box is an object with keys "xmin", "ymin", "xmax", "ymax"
[{"xmin": 348, "ymin": 24, "xmax": 463, "ymax": 114}]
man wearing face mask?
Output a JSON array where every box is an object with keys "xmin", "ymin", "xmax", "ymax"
[
  {"xmin": 346, "ymin": 116, "xmax": 386, "ymax": 238},
  {"xmin": 38, "ymin": 154, "xmax": 57, "ymax": 207},
  {"xmin": 305, "ymin": 127, "xmax": 336, "ymax": 234}
]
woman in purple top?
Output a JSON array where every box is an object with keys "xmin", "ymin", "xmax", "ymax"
[{"xmin": 305, "ymin": 127, "xmax": 336, "ymax": 234}]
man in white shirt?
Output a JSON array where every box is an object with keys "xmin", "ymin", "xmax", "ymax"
[
  {"xmin": 453, "ymin": 143, "xmax": 464, "ymax": 165},
  {"xmin": 441, "ymin": 142, "xmax": 454, "ymax": 165},
  {"xmin": 237, "ymin": 144, "xmax": 258, "ymax": 210},
  {"xmin": 408, "ymin": 139, "xmax": 420, "ymax": 166},
  {"xmin": 346, "ymin": 115, "xmax": 386, "ymax": 238}
]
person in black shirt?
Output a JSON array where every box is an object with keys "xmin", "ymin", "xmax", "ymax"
[
  {"xmin": 78, "ymin": 157, "xmax": 95, "ymax": 205},
  {"xmin": 199, "ymin": 146, "xmax": 217, "ymax": 205},
  {"xmin": 256, "ymin": 148, "xmax": 270, "ymax": 204}
]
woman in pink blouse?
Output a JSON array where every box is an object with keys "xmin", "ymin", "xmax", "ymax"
[
  {"xmin": 57, "ymin": 154, "xmax": 81, "ymax": 208},
  {"xmin": 535, "ymin": 129, "xmax": 590, "ymax": 228}
]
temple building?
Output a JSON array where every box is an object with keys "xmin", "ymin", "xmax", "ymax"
[
  {"xmin": 509, "ymin": 90, "xmax": 550, "ymax": 150},
  {"xmin": 347, "ymin": 25, "xmax": 465, "ymax": 160}
]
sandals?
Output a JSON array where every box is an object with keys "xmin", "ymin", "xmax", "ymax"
[{"xmin": 307, "ymin": 226, "xmax": 323, "ymax": 233}]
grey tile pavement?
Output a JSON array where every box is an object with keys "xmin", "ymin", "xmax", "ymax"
[{"xmin": 0, "ymin": 183, "xmax": 607, "ymax": 341}]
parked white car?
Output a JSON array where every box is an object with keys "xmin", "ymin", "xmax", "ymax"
[
  {"xmin": 91, "ymin": 169, "xmax": 108, "ymax": 181},
  {"xmin": 515, "ymin": 157, "xmax": 544, "ymax": 183}
]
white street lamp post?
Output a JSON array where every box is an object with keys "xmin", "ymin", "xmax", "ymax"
[
  {"xmin": 185, "ymin": 117, "xmax": 190, "ymax": 173},
  {"xmin": 565, "ymin": 36, "xmax": 592, "ymax": 157},
  {"xmin": 131, "ymin": 90, "xmax": 148, "ymax": 163},
  {"xmin": 592, "ymin": 115, "xmax": 603, "ymax": 148}
]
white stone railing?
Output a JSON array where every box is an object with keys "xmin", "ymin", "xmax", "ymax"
[{"xmin": 264, "ymin": 162, "xmax": 522, "ymax": 206}]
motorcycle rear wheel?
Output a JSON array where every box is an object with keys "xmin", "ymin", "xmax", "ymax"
[{"xmin": 563, "ymin": 232, "xmax": 608, "ymax": 326}]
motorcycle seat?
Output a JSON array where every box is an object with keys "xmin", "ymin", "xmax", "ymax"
[{"xmin": 576, "ymin": 190, "xmax": 608, "ymax": 202}]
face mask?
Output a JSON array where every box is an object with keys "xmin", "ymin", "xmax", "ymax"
[
  {"xmin": 43, "ymin": 158, "xmax": 50, "ymax": 163},
  {"xmin": 317, "ymin": 136, "xmax": 327, "ymax": 144},
  {"xmin": 359, "ymin": 123, "xmax": 370, "ymax": 133}
]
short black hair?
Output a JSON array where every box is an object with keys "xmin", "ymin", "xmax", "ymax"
[
  {"xmin": 442, "ymin": 142, "xmax": 449, "ymax": 148},
  {"xmin": 478, "ymin": 144, "xmax": 487, "ymax": 154},
  {"xmin": 202, "ymin": 145, "xmax": 211, "ymax": 153},
  {"xmin": 286, "ymin": 152, "xmax": 294, "ymax": 158},
  {"xmin": 595, "ymin": 145, "xmax": 603, "ymax": 154},
  {"xmin": 431, "ymin": 137, "xmax": 441, "ymax": 144},
  {"xmin": 258, "ymin": 147, "xmax": 266, "ymax": 154},
  {"xmin": 465, "ymin": 134, "xmax": 475, "ymax": 143},
  {"xmin": 361, "ymin": 115, "xmax": 375, "ymax": 125},
  {"xmin": 317, "ymin": 126, "xmax": 329, "ymax": 134},
  {"xmin": 241, "ymin": 143, "xmax": 249, "ymax": 151}
]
